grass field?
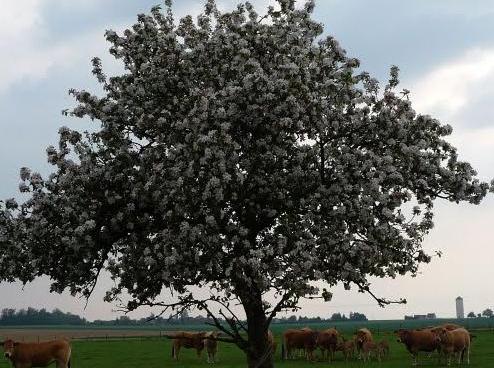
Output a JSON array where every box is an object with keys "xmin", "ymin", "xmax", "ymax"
[{"xmin": 0, "ymin": 329, "xmax": 493, "ymax": 367}]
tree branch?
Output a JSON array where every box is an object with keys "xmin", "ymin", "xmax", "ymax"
[{"xmin": 355, "ymin": 282, "xmax": 406, "ymax": 307}]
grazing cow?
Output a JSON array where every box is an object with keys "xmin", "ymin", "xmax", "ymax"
[
  {"xmin": 203, "ymin": 331, "xmax": 220, "ymax": 363},
  {"xmin": 395, "ymin": 328, "xmax": 440, "ymax": 366},
  {"xmin": 316, "ymin": 328, "xmax": 339, "ymax": 362},
  {"xmin": 281, "ymin": 329, "xmax": 318, "ymax": 361},
  {"xmin": 169, "ymin": 331, "xmax": 206, "ymax": 360},
  {"xmin": 361, "ymin": 340, "xmax": 381, "ymax": 362},
  {"xmin": 335, "ymin": 337, "xmax": 355, "ymax": 361},
  {"xmin": 355, "ymin": 328, "xmax": 373, "ymax": 359},
  {"xmin": 2, "ymin": 339, "xmax": 71, "ymax": 368},
  {"xmin": 435, "ymin": 327, "xmax": 471, "ymax": 366}
]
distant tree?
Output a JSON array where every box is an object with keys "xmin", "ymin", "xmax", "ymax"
[
  {"xmin": 482, "ymin": 308, "xmax": 493, "ymax": 318},
  {"xmin": 330, "ymin": 312, "xmax": 347, "ymax": 321},
  {"xmin": 477, "ymin": 313, "xmax": 482, "ymax": 318},
  {"xmin": 1, "ymin": 308, "xmax": 15, "ymax": 320},
  {"xmin": 179, "ymin": 309, "xmax": 190, "ymax": 323},
  {"xmin": 349, "ymin": 312, "xmax": 367, "ymax": 321},
  {"xmin": 116, "ymin": 315, "xmax": 133, "ymax": 325},
  {"xmin": 0, "ymin": 1, "xmax": 489, "ymax": 367},
  {"xmin": 467, "ymin": 311, "xmax": 475, "ymax": 318},
  {"xmin": 330, "ymin": 312, "xmax": 340, "ymax": 321},
  {"xmin": 287, "ymin": 315, "xmax": 297, "ymax": 323}
]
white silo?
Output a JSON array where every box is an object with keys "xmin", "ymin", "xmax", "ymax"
[{"xmin": 456, "ymin": 296, "xmax": 464, "ymax": 319}]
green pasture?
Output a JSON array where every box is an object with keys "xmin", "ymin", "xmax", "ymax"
[{"xmin": 0, "ymin": 329, "xmax": 493, "ymax": 367}]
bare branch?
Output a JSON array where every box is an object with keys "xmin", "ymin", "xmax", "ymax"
[{"xmin": 355, "ymin": 282, "xmax": 406, "ymax": 307}]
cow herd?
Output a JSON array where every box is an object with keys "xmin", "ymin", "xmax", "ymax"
[
  {"xmin": 281, "ymin": 327, "xmax": 388, "ymax": 363},
  {"xmin": 166, "ymin": 322, "xmax": 475, "ymax": 366},
  {"xmin": 0, "ymin": 322, "xmax": 474, "ymax": 367},
  {"xmin": 281, "ymin": 323, "xmax": 473, "ymax": 366}
]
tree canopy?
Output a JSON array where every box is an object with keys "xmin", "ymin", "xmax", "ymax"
[
  {"xmin": 482, "ymin": 308, "xmax": 493, "ymax": 318},
  {"xmin": 0, "ymin": 0, "xmax": 489, "ymax": 366}
]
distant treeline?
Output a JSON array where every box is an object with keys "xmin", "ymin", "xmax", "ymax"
[
  {"xmin": 0, "ymin": 308, "xmax": 86, "ymax": 325},
  {"xmin": 92, "ymin": 313, "xmax": 214, "ymax": 326},
  {"xmin": 272, "ymin": 312, "xmax": 367, "ymax": 324},
  {"xmin": 0, "ymin": 308, "xmax": 367, "ymax": 326}
]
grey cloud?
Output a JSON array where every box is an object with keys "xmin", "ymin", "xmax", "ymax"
[
  {"xmin": 454, "ymin": 88, "xmax": 494, "ymax": 129},
  {"xmin": 313, "ymin": 0, "xmax": 494, "ymax": 80}
]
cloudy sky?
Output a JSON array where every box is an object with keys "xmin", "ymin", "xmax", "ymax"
[{"xmin": 1, "ymin": 0, "xmax": 494, "ymax": 322}]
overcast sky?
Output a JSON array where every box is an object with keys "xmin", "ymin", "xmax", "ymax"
[{"xmin": 1, "ymin": 0, "xmax": 494, "ymax": 322}]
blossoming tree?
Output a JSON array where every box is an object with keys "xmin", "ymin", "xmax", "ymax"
[{"xmin": 0, "ymin": 1, "xmax": 489, "ymax": 367}]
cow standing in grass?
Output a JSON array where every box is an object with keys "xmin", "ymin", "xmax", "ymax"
[
  {"xmin": 2, "ymin": 339, "xmax": 71, "ymax": 368},
  {"xmin": 362, "ymin": 340, "xmax": 381, "ymax": 362},
  {"xmin": 355, "ymin": 328, "xmax": 373, "ymax": 359},
  {"xmin": 169, "ymin": 331, "xmax": 206, "ymax": 360},
  {"xmin": 298, "ymin": 328, "xmax": 312, "ymax": 358},
  {"xmin": 377, "ymin": 339, "xmax": 390, "ymax": 359},
  {"xmin": 335, "ymin": 337, "xmax": 355, "ymax": 361},
  {"xmin": 435, "ymin": 327, "xmax": 471, "ymax": 366},
  {"xmin": 395, "ymin": 328, "xmax": 442, "ymax": 366},
  {"xmin": 281, "ymin": 329, "xmax": 318, "ymax": 361},
  {"xmin": 316, "ymin": 328, "xmax": 339, "ymax": 362},
  {"xmin": 203, "ymin": 332, "xmax": 220, "ymax": 364}
]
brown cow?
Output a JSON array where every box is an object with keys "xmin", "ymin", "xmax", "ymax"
[
  {"xmin": 439, "ymin": 323, "xmax": 463, "ymax": 331},
  {"xmin": 281, "ymin": 329, "xmax": 318, "ymax": 361},
  {"xmin": 416, "ymin": 323, "xmax": 461, "ymax": 333},
  {"xmin": 355, "ymin": 328, "xmax": 373, "ymax": 359},
  {"xmin": 203, "ymin": 331, "xmax": 220, "ymax": 363},
  {"xmin": 2, "ymin": 339, "xmax": 71, "ymax": 368},
  {"xmin": 377, "ymin": 339, "xmax": 390, "ymax": 359},
  {"xmin": 435, "ymin": 327, "xmax": 471, "ymax": 366},
  {"xmin": 316, "ymin": 328, "xmax": 339, "ymax": 362},
  {"xmin": 335, "ymin": 337, "xmax": 355, "ymax": 361},
  {"xmin": 170, "ymin": 331, "xmax": 206, "ymax": 360},
  {"xmin": 395, "ymin": 328, "xmax": 440, "ymax": 366},
  {"xmin": 361, "ymin": 340, "xmax": 381, "ymax": 362},
  {"xmin": 297, "ymin": 328, "xmax": 312, "ymax": 358}
]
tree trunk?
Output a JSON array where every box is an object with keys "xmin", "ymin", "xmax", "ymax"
[{"xmin": 244, "ymin": 295, "xmax": 274, "ymax": 368}]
